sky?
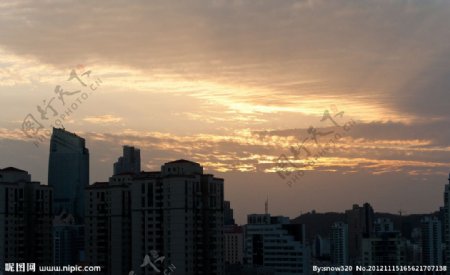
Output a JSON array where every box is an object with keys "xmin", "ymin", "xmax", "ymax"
[{"xmin": 1, "ymin": 0, "xmax": 450, "ymax": 224}]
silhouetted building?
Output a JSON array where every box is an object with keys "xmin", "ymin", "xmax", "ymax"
[
  {"xmin": 53, "ymin": 212, "xmax": 85, "ymax": 268},
  {"xmin": 312, "ymin": 235, "xmax": 330, "ymax": 259},
  {"xmin": 330, "ymin": 222, "xmax": 349, "ymax": 265},
  {"xmin": 85, "ymin": 175, "xmax": 132, "ymax": 275},
  {"xmin": 444, "ymin": 174, "xmax": 450, "ymax": 271},
  {"xmin": 361, "ymin": 232, "xmax": 407, "ymax": 274},
  {"xmin": 439, "ymin": 206, "xmax": 446, "ymax": 244},
  {"xmin": 48, "ymin": 128, "xmax": 88, "ymax": 268},
  {"xmin": 224, "ymin": 200, "xmax": 236, "ymax": 226},
  {"xmin": 225, "ymin": 264, "xmax": 274, "ymax": 275},
  {"xmin": 374, "ymin": 218, "xmax": 394, "ymax": 235},
  {"xmin": 245, "ymin": 214, "xmax": 310, "ymax": 275},
  {"xmin": 346, "ymin": 203, "xmax": 374, "ymax": 263},
  {"xmin": 421, "ymin": 216, "xmax": 443, "ymax": 266},
  {"xmin": 0, "ymin": 167, "xmax": 53, "ymax": 267},
  {"xmin": 48, "ymin": 128, "xmax": 89, "ymax": 221},
  {"xmin": 85, "ymin": 159, "xmax": 224, "ymax": 275},
  {"xmin": 113, "ymin": 145, "xmax": 140, "ymax": 175}
]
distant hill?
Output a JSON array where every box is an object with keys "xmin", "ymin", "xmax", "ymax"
[
  {"xmin": 291, "ymin": 211, "xmax": 439, "ymax": 244},
  {"xmin": 291, "ymin": 212, "xmax": 346, "ymax": 243}
]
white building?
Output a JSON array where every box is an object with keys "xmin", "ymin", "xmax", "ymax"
[
  {"xmin": 245, "ymin": 214, "xmax": 310, "ymax": 275},
  {"xmin": 330, "ymin": 222, "xmax": 349, "ymax": 265}
]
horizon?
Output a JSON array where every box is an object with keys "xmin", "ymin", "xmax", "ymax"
[{"xmin": 1, "ymin": 125, "xmax": 449, "ymax": 224}]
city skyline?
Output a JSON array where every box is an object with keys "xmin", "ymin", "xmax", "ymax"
[
  {"xmin": 1, "ymin": 0, "xmax": 450, "ymax": 225},
  {"xmin": 2, "ymin": 162, "xmax": 449, "ymax": 274}
]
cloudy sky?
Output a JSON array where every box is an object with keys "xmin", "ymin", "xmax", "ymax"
[{"xmin": 1, "ymin": 0, "xmax": 450, "ymax": 223}]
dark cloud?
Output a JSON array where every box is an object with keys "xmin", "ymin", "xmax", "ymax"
[{"xmin": 255, "ymin": 120, "xmax": 450, "ymax": 146}]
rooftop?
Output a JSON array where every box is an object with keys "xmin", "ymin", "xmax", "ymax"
[
  {"xmin": 166, "ymin": 159, "xmax": 198, "ymax": 165},
  {"xmin": 0, "ymin": 167, "xmax": 27, "ymax": 172}
]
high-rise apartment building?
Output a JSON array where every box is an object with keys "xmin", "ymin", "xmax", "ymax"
[
  {"xmin": 330, "ymin": 222, "xmax": 349, "ymax": 265},
  {"xmin": 224, "ymin": 225, "xmax": 244, "ymax": 265},
  {"xmin": 0, "ymin": 167, "xmax": 53, "ymax": 267},
  {"xmin": 346, "ymin": 203, "xmax": 374, "ymax": 262},
  {"xmin": 361, "ymin": 232, "xmax": 407, "ymax": 275},
  {"xmin": 85, "ymin": 175, "xmax": 132, "ymax": 275},
  {"xmin": 48, "ymin": 128, "xmax": 89, "ymax": 220},
  {"xmin": 85, "ymin": 159, "xmax": 224, "ymax": 275},
  {"xmin": 421, "ymin": 216, "xmax": 443, "ymax": 266}
]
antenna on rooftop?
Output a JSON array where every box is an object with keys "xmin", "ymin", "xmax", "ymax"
[{"xmin": 265, "ymin": 195, "xmax": 269, "ymax": 215}]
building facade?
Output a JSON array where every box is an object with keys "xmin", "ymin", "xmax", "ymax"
[
  {"xmin": 346, "ymin": 203, "xmax": 374, "ymax": 263},
  {"xmin": 85, "ymin": 159, "xmax": 225, "ymax": 275},
  {"xmin": 48, "ymin": 127, "xmax": 89, "ymax": 221},
  {"xmin": 444, "ymin": 175, "xmax": 450, "ymax": 272},
  {"xmin": 53, "ymin": 213, "xmax": 85, "ymax": 268},
  {"xmin": 224, "ymin": 225, "xmax": 244, "ymax": 265},
  {"xmin": 361, "ymin": 232, "xmax": 407, "ymax": 275},
  {"xmin": 113, "ymin": 145, "xmax": 141, "ymax": 175},
  {"xmin": 330, "ymin": 222, "xmax": 349, "ymax": 265},
  {"xmin": 374, "ymin": 218, "xmax": 394, "ymax": 235},
  {"xmin": 421, "ymin": 216, "xmax": 443, "ymax": 266},
  {"xmin": 0, "ymin": 167, "xmax": 53, "ymax": 268},
  {"xmin": 245, "ymin": 214, "xmax": 310, "ymax": 275},
  {"xmin": 85, "ymin": 175, "xmax": 132, "ymax": 275},
  {"xmin": 224, "ymin": 200, "xmax": 236, "ymax": 226}
]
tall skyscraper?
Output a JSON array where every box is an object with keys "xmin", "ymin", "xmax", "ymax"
[
  {"xmin": 244, "ymin": 214, "xmax": 311, "ymax": 275},
  {"xmin": 346, "ymin": 203, "xmax": 374, "ymax": 263},
  {"xmin": 113, "ymin": 145, "xmax": 141, "ymax": 175},
  {"xmin": 330, "ymin": 222, "xmax": 349, "ymax": 265},
  {"xmin": 48, "ymin": 128, "xmax": 89, "ymax": 221},
  {"xmin": 421, "ymin": 216, "xmax": 443, "ymax": 266},
  {"xmin": 85, "ymin": 159, "xmax": 224, "ymax": 275},
  {"xmin": 0, "ymin": 167, "xmax": 53, "ymax": 267}
]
